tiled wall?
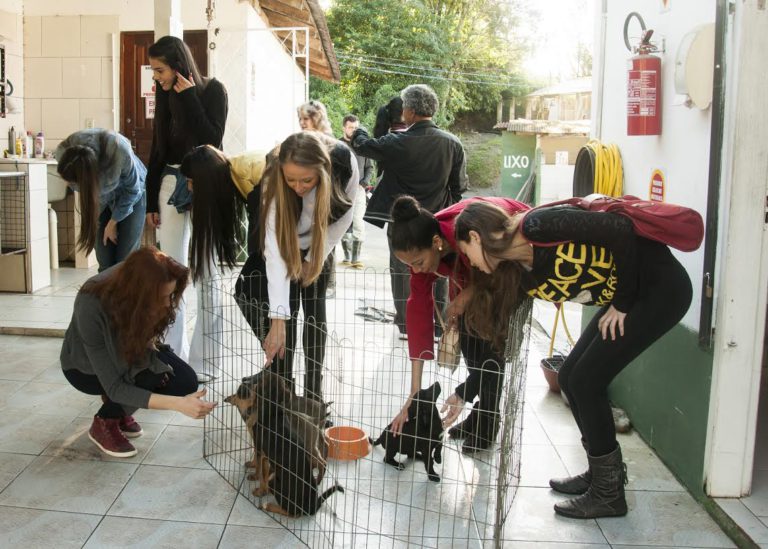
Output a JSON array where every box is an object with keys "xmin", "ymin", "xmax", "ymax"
[
  {"xmin": 0, "ymin": 2, "xmax": 26, "ymax": 155},
  {"xmin": 23, "ymin": 14, "xmax": 117, "ymax": 153}
]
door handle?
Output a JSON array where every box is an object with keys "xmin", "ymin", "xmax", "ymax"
[{"xmin": 127, "ymin": 117, "xmax": 132, "ymax": 124}]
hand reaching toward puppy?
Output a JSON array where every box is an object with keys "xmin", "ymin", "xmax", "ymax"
[
  {"xmin": 178, "ymin": 388, "xmax": 217, "ymax": 419},
  {"xmin": 390, "ymin": 395, "xmax": 413, "ymax": 437},
  {"xmin": 440, "ymin": 393, "xmax": 465, "ymax": 428}
]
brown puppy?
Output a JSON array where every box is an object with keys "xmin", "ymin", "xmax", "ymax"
[
  {"xmin": 224, "ymin": 384, "xmax": 272, "ymax": 497},
  {"xmin": 245, "ymin": 370, "xmax": 330, "ymax": 483}
]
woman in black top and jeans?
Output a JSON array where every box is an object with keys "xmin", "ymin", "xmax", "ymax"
[
  {"xmin": 454, "ymin": 201, "xmax": 692, "ymax": 520},
  {"xmin": 144, "ymin": 36, "xmax": 228, "ymax": 380}
]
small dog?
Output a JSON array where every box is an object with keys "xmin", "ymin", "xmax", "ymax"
[
  {"xmin": 256, "ymin": 389, "xmax": 343, "ymax": 517},
  {"xmin": 224, "ymin": 383, "xmax": 272, "ymax": 496},
  {"xmin": 372, "ymin": 382, "xmax": 444, "ymax": 482},
  {"xmin": 242, "ymin": 370, "xmax": 330, "ymax": 481}
]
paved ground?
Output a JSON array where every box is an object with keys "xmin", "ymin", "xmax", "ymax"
[{"xmin": 0, "ymin": 221, "xmax": 736, "ymax": 548}]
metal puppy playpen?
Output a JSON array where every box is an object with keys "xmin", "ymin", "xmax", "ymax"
[{"xmin": 201, "ymin": 269, "xmax": 531, "ymax": 548}]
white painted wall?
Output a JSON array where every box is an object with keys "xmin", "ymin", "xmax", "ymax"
[
  {"xmin": 22, "ymin": 0, "xmax": 308, "ymax": 154},
  {"xmin": 595, "ymin": 1, "xmax": 716, "ymax": 328}
]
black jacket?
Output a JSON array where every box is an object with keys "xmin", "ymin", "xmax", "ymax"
[
  {"xmin": 146, "ymin": 78, "xmax": 228, "ymax": 213},
  {"xmin": 351, "ymin": 120, "xmax": 468, "ymax": 227}
]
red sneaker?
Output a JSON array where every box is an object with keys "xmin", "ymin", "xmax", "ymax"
[
  {"xmin": 119, "ymin": 415, "xmax": 143, "ymax": 438},
  {"xmin": 88, "ymin": 416, "xmax": 137, "ymax": 458}
]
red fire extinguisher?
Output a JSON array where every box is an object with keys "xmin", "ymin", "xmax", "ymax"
[{"xmin": 627, "ymin": 28, "xmax": 662, "ymax": 136}]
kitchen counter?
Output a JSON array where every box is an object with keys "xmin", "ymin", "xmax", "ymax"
[{"xmin": 0, "ymin": 157, "xmax": 58, "ymax": 165}]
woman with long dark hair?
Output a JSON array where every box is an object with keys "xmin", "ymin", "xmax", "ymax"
[
  {"xmin": 61, "ymin": 247, "xmax": 216, "ymax": 458},
  {"xmin": 388, "ymin": 195, "xmax": 529, "ymax": 454},
  {"xmin": 179, "ymin": 145, "xmax": 268, "ymax": 279},
  {"xmin": 454, "ymin": 201, "xmax": 693, "ymax": 519},
  {"xmin": 234, "ymin": 132, "xmax": 357, "ymax": 402},
  {"xmin": 56, "ymin": 129, "xmax": 146, "ymax": 271},
  {"xmin": 144, "ymin": 35, "xmax": 228, "ymax": 377}
]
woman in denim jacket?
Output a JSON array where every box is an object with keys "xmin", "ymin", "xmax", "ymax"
[{"xmin": 56, "ymin": 129, "xmax": 147, "ymax": 271}]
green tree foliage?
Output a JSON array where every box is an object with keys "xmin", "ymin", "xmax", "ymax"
[{"xmin": 314, "ymin": 0, "xmax": 534, "ymax": 134}]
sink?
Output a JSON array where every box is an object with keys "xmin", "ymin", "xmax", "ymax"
[{"xmin": 47, "ymin": 165, "xmax": 69, "ymax": 203}]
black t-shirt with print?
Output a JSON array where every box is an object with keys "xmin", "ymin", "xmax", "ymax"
[{"xmin": 521, "ymin": 205, "xmax": 639, "ymax": 312}]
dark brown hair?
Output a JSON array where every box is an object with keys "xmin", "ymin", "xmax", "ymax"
[
  {"xmin": 57, "ymin": 144, "xmax": 101, "ymax": 254},
  {"xmin": 454, "ymin": 201, "xmax": 527, "ymax": 351},
  {"xmin": 83, "ymin": 247, "xmax": 189, "ymax": 364},
  {"xmin": 180, "ymin": 145, "xmax": 242, "ymax": 281}
]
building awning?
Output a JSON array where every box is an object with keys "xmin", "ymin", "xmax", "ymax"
[{"xmin": 254, "ymin": 0, "xmax": 340, "ymax": 82}]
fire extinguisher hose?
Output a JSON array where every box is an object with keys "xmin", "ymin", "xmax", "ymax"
[{"xmin": 572, "ymin": 139, "xmax": 624, "ymax": 198}]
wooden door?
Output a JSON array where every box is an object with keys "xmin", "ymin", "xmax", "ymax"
[{"xmin": 120, "ymin": 31, "xmax": 209, "ymax": 166}]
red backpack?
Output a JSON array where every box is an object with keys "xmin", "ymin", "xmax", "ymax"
[{"xmin": 526, "ymin": 194, "xmax": 704, "ymax": 252}]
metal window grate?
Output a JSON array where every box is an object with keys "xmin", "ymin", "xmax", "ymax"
[{"xmin": 0, "ymin": 172, "xmax": 27, "ymax": 254}]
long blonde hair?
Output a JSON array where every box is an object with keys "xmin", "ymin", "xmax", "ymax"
[{"xmin": 259, "ymin": 132, "xmax": 332, "ymax": 286}]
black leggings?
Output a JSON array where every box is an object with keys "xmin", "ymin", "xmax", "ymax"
[
  {"xmin": 557, "ymin": 239, "xmax": 692, "ymax": 456},
  {"xmin": 63, "ymin": 347, "xmax": 198, "ymax": 419},
  {"xmin": 455, "ymin": 318, "xmax": 505, "ymax": 414},
  {"xmin": 235, "ymin": 250, "xmax": 331, "ymax": 398}
]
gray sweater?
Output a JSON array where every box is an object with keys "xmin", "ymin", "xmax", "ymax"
[{"xmin": 60, "ymin": 268, "xmax": 172, "ymax": 409}]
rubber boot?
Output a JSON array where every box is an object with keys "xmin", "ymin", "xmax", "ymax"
[
  {"xmin": 462, "ymin": 389, "xmax": 501, "ymax": 454},
  {"xmin": 340, "ymin": 238, "xmax": 352, "ymax": 266},
  {"xmin": 550, "ymin": 439, "xmax": 591, "ymax": 495},
  {"xmin": 350, "ymin": 240, "xmax": 364, "ymax": 269},
  {"xmin": 554, "ymin": 445, "xmax": 628, "ymax": 519},
  {"xmin": 448, "ymin": 401, "xmax": 480, "ymax": 440}
]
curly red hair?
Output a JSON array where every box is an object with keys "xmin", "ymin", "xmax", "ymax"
[{"xmin": 83, "ymin": 247, "xmax": 189, "ymax": 364}]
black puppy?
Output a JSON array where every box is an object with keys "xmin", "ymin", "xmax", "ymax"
[{"xmin": 372, "ymin": 382, "xmax": 444, "ymax": 482}]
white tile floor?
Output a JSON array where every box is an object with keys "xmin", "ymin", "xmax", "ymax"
[{"xmin": 0, "ymin": 231, "xmax": 736, "ymax": 548}]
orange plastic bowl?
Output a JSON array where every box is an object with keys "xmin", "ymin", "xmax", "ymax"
[{"xmin": 326, "ymin": 426, "xmax": 370, "ymax": 461}]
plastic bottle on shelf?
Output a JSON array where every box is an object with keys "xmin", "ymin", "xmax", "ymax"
[
  {"xmin": 24, "ymin": 131, "xmax": 32, "ymax": 158},
  {"xmin": 14, "ymin": 135, "xmax": 22, "ymax": 156},
  {"xmin": 34, "ymin": 131, "xmax": 44, "ymax": 158},
  {"xmin": 7, "ymin": 126, "xmax": 15, "ymax": 154}
]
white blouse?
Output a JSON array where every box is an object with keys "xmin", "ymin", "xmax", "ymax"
[{"xmin": 263, "ymin": 155, "xmax": 359, "ymax": 318}]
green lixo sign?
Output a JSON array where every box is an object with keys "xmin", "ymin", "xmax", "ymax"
[{"xmin": 500, "ymin": 133, "xmax": 536, "ymax": 199}]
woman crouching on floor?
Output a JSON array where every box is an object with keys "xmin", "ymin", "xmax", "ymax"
[{"xmin": 60, "ymin": 247, "xmax": 217, "ymax": 458}]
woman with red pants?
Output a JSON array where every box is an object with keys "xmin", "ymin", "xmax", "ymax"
[{"xmin": 387, "ymin": 195, "xmax": 529, "ymax": 453}]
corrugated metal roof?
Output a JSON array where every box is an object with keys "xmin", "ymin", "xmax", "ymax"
[
  {"xmin": 527, "ymin": 77, "xmax": 592, "ymax": 97},
  {"xmin": 493, "ymin": 119, "xmax": 590, "ymax": 135}
]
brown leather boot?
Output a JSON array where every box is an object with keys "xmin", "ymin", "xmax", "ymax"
[
  {"xmin": 554, "ymin": 445, "xmax": 628, "ymax": 519},
  {"xmin": 550, "ymin": 439, "xmax": 591, "ymax": 494}
]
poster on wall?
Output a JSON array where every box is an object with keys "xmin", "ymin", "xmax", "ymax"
[
  {"xmin": 141, "ymin": 64, "xmax": 155, "ymax": 118},
  {"xmin": 145, "ymin": 96, "xmax": 155, "ymax": 119},
  {"xmin": 141, "ymin": 65, "xmax": 155, "ymax": 97},
  {"xmin": 649, "ymin": 168, "xmax": 666, "ymax": 202}
]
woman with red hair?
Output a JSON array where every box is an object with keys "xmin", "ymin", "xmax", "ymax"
[{"xmin": 60, "ymin": 247, "xmax": 216, "ymax": 458}]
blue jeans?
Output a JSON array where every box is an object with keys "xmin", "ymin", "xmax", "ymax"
[{"xmin": 95, "ymin": 192, "xmax": 147, "ymax": 272}]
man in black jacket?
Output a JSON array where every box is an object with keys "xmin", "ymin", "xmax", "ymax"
[{"xmin": 352, "ymin": 84, "xmax": 468, "ymax": 337}]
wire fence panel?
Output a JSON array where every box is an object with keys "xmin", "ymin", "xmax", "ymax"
[{"xmin": 202, "ymin": 268, "xmax": 530, "ymax": 548}]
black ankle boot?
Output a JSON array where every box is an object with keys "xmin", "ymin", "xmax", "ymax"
[
  {"xmin": 462, "ymin": 400, "xmax": 500, "ymax": 455},
  {"xmin": 448, "ymin": 401, "xmax": 480, "ymax": 440},
  {"xmin": 554, "ymin": 445, "xmax": 628, "ymax": 519},
  {"xmin": 550, "ymin": 439, "xmax": 591, "ymax": 495}
]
